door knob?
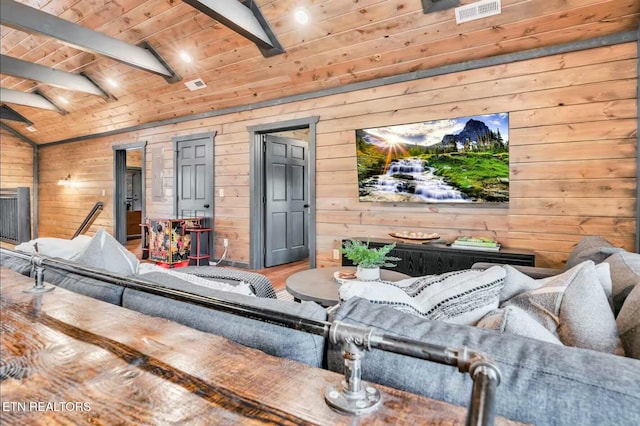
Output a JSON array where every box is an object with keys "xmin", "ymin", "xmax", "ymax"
[
  {"xmin": 303, "ymin": 204, "xmax": 310, "ymax": 208},
  {"xmin": 204, "ymin": 204, "xmax": 210, "ymax": 208}
]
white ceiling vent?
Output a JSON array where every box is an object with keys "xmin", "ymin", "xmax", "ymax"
[
  {"xmin": 185, "ymin": 78, "xmax": 207, "ymax": 91},
  {"xmin": 455, "ymin": 0, "xmax": 501, "ymax": 24}
]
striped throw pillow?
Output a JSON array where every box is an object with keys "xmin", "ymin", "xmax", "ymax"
[{"xmin": 339, "ymin": 266, "xmax": 505, "ymax": 325}]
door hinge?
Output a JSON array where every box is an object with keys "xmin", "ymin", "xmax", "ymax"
[
  {"xmin": 263, "ymin": 144, "xmax": 266, "ymax": 153},
  {"xmin": 262, "ymin": 196, "xmax": 266, "ymax": 204}
]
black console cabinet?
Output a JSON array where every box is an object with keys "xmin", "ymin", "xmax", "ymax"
[{"xmin": 341, "ymin": 238, "xmax": 535, "ymax": 277}]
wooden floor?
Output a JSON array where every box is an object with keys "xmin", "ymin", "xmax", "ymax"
[{"xmin": 125, "ymin": 238, "xmax": 309, "ymax": 291}]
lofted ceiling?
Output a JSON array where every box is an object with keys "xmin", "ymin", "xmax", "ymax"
[{"xmin": 0, "ymin": 0, "xmax": 638, "ymax": 145}]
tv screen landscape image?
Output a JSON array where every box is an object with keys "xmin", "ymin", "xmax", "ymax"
[{"xmin": 356, "ymin": 113, "xmax": 509, "ymax": 203}]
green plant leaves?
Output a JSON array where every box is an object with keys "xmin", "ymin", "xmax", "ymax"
[{"xmin": 342, "ymin": 239, "xmax": 401, "ymax": 268}]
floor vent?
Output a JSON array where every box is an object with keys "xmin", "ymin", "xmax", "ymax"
[
  {"xmin": 455, "ymin": 0, "xmax": 501, "ymax": 24},
  {"xmin": 185, "ymin": 78, "xmax": 207, "ymax": 91}
]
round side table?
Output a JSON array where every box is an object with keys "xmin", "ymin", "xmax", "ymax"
[{"xmin": 285, "ymin": 266, "xmax": 409, "ymax": 307}]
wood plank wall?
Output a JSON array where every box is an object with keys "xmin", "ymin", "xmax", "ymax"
[
  {"xmin": 38, "ymin": 139, "xmax": 114, "ymax": 237},
  {"xmin": 34, "ymin": 42, "xmax": 638, "ymax": 268},
  {"xmin": 0, "ymin": 132, "xmax": 33, "ymax": 188},
  {"xmin": 0, "ymin": 131, "xmax": 35, "ymax": 236}
]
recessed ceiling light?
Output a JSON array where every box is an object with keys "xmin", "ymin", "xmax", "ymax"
[
  {"xmin": 179, "ymin": 51, "xmax": 193, "ymax": 63},
  {"xmin": 25, "ymin": 125, "xmax": 37, "ymax": 132},
  {"xmin": 58, "ymin": 96, "xmax": 69, "ymax": 104},
  {"xmin": 294, "ymin": 7, "xmax": 309, "ymax": 25},
  {"xmin": 106, "ymin": 78, "xmax": 118, "ymax": 88}
]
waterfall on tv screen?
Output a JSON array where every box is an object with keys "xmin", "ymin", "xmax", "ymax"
[{"xmin": 369, "ymin": 158, "xmax": 469, "ymax": 202}]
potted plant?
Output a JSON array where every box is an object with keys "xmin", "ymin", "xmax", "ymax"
[{"xmin": 342, "ymin": 239, "xmax": 401, "ymax": 281}]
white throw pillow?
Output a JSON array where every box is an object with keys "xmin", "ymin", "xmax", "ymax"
[
  {"xmin": 15, "ymin": 235, "xmax": 92, "ymax": 260},
  {"xmin": 137, "ymin": 263, "xmax": 255, "ymax": 296},
  {"xmin": 73, "ymin": 228, "xmax": 139, "ymax": 275}
]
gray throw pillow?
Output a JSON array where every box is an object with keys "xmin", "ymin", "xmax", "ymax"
[
  {"xmin": 504, "ymin": 261, "xmax": 623, "ymax": 355},
  {"xmin": 501, "ymin": 262, "xmax": 613, "ymax": 307},
  {"xmin": 477, "ymin": 306, "xmax": 563, "ymax": 345},
  {"xmin": 617, "ymin": 284, "xmax": 640, "ymax": 359},
  {"xmin": 73, "ymin": 228, "xmax": 140, "ymax": 276},
  {"xmin": 500, "ymin": 264, "xmax": 544, "ymax": 302},
  {"xmin": 564, "ymin": 235, "xmax": 622, "ymax": 270},
  {"xmin": 339, "ymin": 266, "xmax": 505, "ymax": 325},
  {"xmin": 603, "ymin": 250, "xmax": 640, "ymax": 316}
]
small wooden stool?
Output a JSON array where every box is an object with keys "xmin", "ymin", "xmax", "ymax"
[{"xmin": 186, "ymin": 227, "xmax": 211, "ymax": 266}]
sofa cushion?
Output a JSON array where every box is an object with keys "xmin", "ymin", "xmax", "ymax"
[
  {"xmin": 564, "ymin": 235, "xmax": 622, "ymax": 270},
  {"xmin": 73, "ymin": 229, "xmax": 139, "ymax": 275},
  {"xmin": 603, "ymin": 250, "xmax": 640, "ymax": 316},
  {"xmin": 41, "ymin": 268, "xmax": 125, "ymax": 305},
  {"xmin": 0, "ymin": 251, "xmax": 33, "ymax": 276},
  {"xmin": 328, "ymin": 297, "xmax": 640, "ymax": 426},
  {"xmin": 617, "ymin": 284, "xmax": 640, "ymax": 359},
  {"xmin": 503, "ymin": 261, "xmax": 622, "ymax": 355},
  {"xmin": 338, "ymin": 266, "xmax": 505, "ymax": 325},
  {"xmin": 476, "ymin": 306, "xmax": 562, "ymax": 345},
  {"xmin": 122, "ymin": 287, "xmax": 327, "ymax": 368}
]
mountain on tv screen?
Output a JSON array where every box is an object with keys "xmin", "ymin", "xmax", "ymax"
[{"xmin": 356, "ymin": 113, "xmax": 509, "ymax": 203}]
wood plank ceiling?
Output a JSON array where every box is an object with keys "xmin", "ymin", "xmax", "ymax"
[{"xmin": 1, "ymin": 0, "xmax": 638, "ymax": 145}]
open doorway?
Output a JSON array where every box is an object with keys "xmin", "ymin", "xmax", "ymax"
[
  {"xmin": 248, "ymin": 117, "xmax": 319, "ymax": 270},
  {"xmin": 113, "ymin": 142, "xmax": 147, "ymax": 245},
  {"xmin": 125, "ymin": 165, "xmax": 143, "ymax": 240}
]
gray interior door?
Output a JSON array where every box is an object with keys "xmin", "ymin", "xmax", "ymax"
[
  {"xmin": 264, "ymin": 134, "xmax": 309, "ymax": 267},
  {"xmin": 114, "ymin": 149, "xmax": 127, "ymax": 244},
  {"xmin": 175, "ymin": 134, "xmax": 214, "ymax": 255},
  {"xmin": 131, "ymin": 170, "xmax": 142, "ymax": 210}
]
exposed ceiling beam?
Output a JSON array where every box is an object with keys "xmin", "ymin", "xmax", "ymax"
[
  {"xmin": 0, "ymin": 55, "xmax": 112, "ymax": 99},
  {"xmin": 0, "ymin": 104, "xmax": 33, "ymax": 125},
  {"xmin": 422, "ymin": 0, "xmax": 459, "ymax": 14},
  {"xmin": 0, "ymin": 88, "xmax": 66, "ymax": 114},
  {"xmin": 183, "ymin": 0, "xmax": 284, "ymax": 57},
  {"xmin": 0, "ymin": 0, "xmax": 180, "ymax": 83}
]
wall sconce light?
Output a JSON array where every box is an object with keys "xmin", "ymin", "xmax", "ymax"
[{"xmin": 58, "ymin": 174, "xmax": 71, "ymax": 186}]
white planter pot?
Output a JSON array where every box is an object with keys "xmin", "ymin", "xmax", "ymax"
[{"xmin": 356, "ymin": 265, "xmax": 380, "ymax": 281}]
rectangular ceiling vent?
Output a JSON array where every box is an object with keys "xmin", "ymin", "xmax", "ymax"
[
  {"xmin": 185, "ymin": 78, "xmax": 207, "ymax": 91},
  {"xmin": 455, "ymin": 0, "xmax": 501, "ymax": 24}
]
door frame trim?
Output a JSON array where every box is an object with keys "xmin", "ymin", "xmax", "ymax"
[
  {"xmin": 248, "ymin": 116, "xmax": 319, "ymax": 270},
  {"xmin": 113, "ymin": 141, "xmax": 147, "ymax": 244}
]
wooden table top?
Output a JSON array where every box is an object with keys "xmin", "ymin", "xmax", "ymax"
[
  {"xmin": 0, "ymin": 267, "xmax": 521, "ymax": 425},
  {"xmin": 285, "ymin": 266, "xmax": 410, "ymax": 307}
]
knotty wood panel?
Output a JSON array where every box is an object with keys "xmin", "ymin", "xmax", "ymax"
[
  {"xmin": 30, "ymin": 40, "xmax": 638, "ymax": 269},
  {"xmin": 0, "ymin": 132, "xmax": 32, "ymax": 188},
  {"xmin": 0, "ymin": 130, "xmax": 34, "ymax": 236}
]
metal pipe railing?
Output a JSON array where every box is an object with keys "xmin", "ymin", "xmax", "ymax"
[
  {"xmin": 72, "ymin": 201, "xmax": 104, "ymax": 238},
  {"xmin": 2, "ymin": 247, "xmax": 502, "ymax": 424}
]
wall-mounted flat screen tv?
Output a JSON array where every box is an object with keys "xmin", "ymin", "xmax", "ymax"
[{"xmin": 356, "ymin": 113, "xmax": 509, "ymax": 203}]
